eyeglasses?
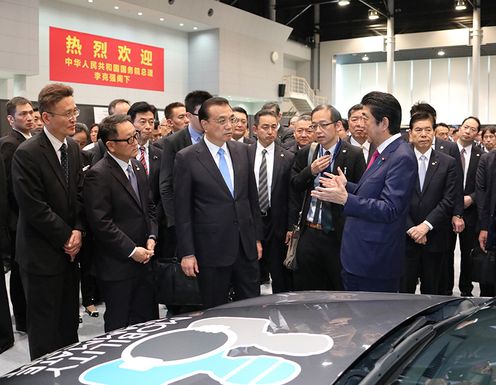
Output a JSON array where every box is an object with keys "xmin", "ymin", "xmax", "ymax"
[
  {"xmin": 211, "ymin": 116, "xmax": 239, "ymax": 126},
  {"xmin": 109, "ymin": 131, "xmax": 140, "ymax": 145},
  {"xmin": 309, "ymin": 120, "xmax": 339, "ymax": 130},
  {"xmin": 47, "ymin": 108, "xmax": 80, "ymax": 119}
]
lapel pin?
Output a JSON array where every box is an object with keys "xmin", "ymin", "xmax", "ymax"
[
  {"xmin": 440, "ymin": 145, "xmax": 445, "ymax": 150},
  {"xmin": 153, "ymin": 155, "xmax": 158, "ymax": 160},
  {"xmin": 136, "ymin": 167, "xmax": 140, "ymax": 171},
  {"xmin": 432, "ymin": 162, "xmax": 437, "ymax": 165},
  {"xmin": 342, "ymin": 149, "xmax": 347, "ymax": 153},
  {"xmin": 381, "ymin": 157, "xmax": 385, "ymax": 161},
  {"xmin": 280, "ymin": 153, "xmax": 284, "ymax": 157},
  {"xmin": 476, "ymin": 153, "xmax": 480, "ymax": 157}
]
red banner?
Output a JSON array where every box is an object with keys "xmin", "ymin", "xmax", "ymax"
[{"xmin": 49, "ymin": 27, "xmax": 164, "ymax": 91}]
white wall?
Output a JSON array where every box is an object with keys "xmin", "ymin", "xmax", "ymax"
[
  {"xmin": 335, "ymin": 55, "xmax": 496, "ymax": 125},
  {"xmin": 189, "ymin": 29, "xmax": 219, "ymax": 94},
  {"xmin": 18, "ymin": 0, "xmax": 189, "ymax": 107}
]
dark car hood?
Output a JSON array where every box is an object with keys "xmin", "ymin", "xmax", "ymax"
[{"xmin": 0, "ymin": 291, "xmax": 483, "ymax": 385}]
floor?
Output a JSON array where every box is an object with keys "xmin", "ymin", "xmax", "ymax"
[{"xmin": 0, "ymin": 242, "xmax": 478, "ymax": 376}]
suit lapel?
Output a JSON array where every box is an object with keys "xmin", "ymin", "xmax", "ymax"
[
  {"xmin": 333, "ymin": 141, "xmax": 348, "ymax": 174},
  {"xmin": 271, "ymin": 145, "xmax": 283, "ymax": 194},
  {"xmin": 39, "ymin": 133, "xmax": 68, "ymax": 192},
  {"xmin": 197, "ymin": 141, "xmax": 233, "ymax": 198},
  {"xmin": 10, "ymin": 130, "xmax": 26, "ymax": 144},
  {"xmin": 421, "ymin": 151, "xmax": 439, "ymax": 195},
  {"xmin": 107, "ymin": 155, "xmax": 142, "ymax": 208},
  {"xmin": 227, "ymin": 141, "xmax": 242, "ymax": 198}
]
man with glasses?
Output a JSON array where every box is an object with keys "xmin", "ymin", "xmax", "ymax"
[
  {"xmin": 312, "ymin": 91, "xmax": 417, "ymax": 293},
  {"xmin": 175, "ymin": 97, "xmax": 263, "ymax": 309},
  {"xmin": 346, "ymin": 103, "xmax": 376, "ymax": 163},
  {"xmin": 290, "ymin": 104, "xmax": 365, "ymax": 291},
  {"xmin": 0, "ymin": 97, "xmax": 34, "ymax": 334},
  {"xmin": 83, "ymin": 114, "xmax": 158, "ymax": 332},
  {"xmin": 11, "ymin": 83, "xmax": 85, "ymax": 359}
]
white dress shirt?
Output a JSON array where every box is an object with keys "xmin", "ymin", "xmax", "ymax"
[
  {"xmin": 350, "ymin": 136, "xmax": 370, "ymax": 163},
  {"xmin": 44, "ymin": 127, "xmax": 67, "ymax": 164},
  {"xmin": 13, "ymin": 127, "xmax": 32, "ymax": 140},
  {"xmin": 457, "ymin": 141, "xmax": 472, "ymax": 189},
  {"xmin": 204, "ymin": 137, "xmax": 234, "ymax": 188}
]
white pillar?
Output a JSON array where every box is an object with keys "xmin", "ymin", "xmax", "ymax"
[
  {"xmin": 0, "ymin": 79, "xmax": 8, "ymax": 99},
  {"xmin": 471, "ymin": 0, "xmax": 481, "ymax": 117},
  {"xmin": 385, "ymin": 0, "xmax": 395, "ymax": 94},
  {"xmin": 311, "ymin": 4, "xmax": 320, "ymax": 91},
  {"xmin": 13, "ymin": 74, "xmax": 27, "ymax": 97}
]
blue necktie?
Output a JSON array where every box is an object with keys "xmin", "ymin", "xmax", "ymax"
[
  {"xmin": 418, "ymin": 154, "xmax": 427, "ymax": 191},
  {"xmin": 217, "ymin": 148, "xmax": 234, "ymax": 197},
  {"xmin": 127, "ymin": 164, "xmax": 141, "ymax": 204}
]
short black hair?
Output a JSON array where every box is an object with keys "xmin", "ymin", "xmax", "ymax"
[
  {"xmin": 232, "ymin": 106, "xmax": 248, "ymax": 120},
  {"xmin": 198, "ymin": 97, "xmax": 230, "ymax": 122},
  {"xmin": 311, "ymin": 104, "xmax": 342, "ymax": 122},
  {"xmin": 164, "ymin": 102, "xmax": 185, "ymax": 119},
  {"xmin": 108, "ymin": 98, "xmax": 130, "ymax": 115},
  {"xmin": 127, "ymin": 101, "xmax": 157, "ymax": 122},
  {"xmin": 361, "ymin": 91, "xmax": 402, "ymax": 135},
  {"xmin": 254, "ymin": 109, "xmax": 277, "ymax": 126},
  {"xmin": 461, "ymin": 116, "xmax": 481, "ymax": 132},
  {"xmin": 347, "ymin": 103, "xmax": 363, "ymax": 119},
  {"xmin": 74, "ymin": 122, "xmax": 90, "ymax": 143},
  {"xmin": 409, "ymin": 112, "xmax": 435, "ymax": 131},
  {"xmin": 6, "ymin": 97, "xmax": 32, "ymax": 116},
  {"xmin": 410, "ymin": 102, "xmax": 437, "ymax": 120},
  {"xmin": 99, "ymin": 114, "xmax": 132, "ymax": 145},
  {"xmin": 261, "ymin": 102, "xmax": 280, "ymax": 115},
  {"xmin": 482, "ymin": 126, "xmax": 496, "ymax": 138},
  {"xmin": 184, "ymin": 90, "xmax": 213, "ymax": 114}
]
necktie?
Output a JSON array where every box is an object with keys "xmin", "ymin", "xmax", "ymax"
[
  {"xmin": 217, "ymin": 148, "xmax": 234, "ymax": 197},
  {"xmin": 139, "ymin": 146, "xmax": 148, "ymax": 175},
  {"xmin": 60, "ymin": 143, "xmax": 68, "ymax": 183},
  {"xmin": 460, "ymin": 148, "xmax": 466, "ymax": 173},
  {"xmin": 313, "ymin": 151, "xmax": 332, "ymax": 226},
  {"xmin": 367, "ymin": 149, "xmax": 379, "ymax": 170},
  {"xmin": 127, "ymin": 164, "xmax": 141, "ymax": 204},
  {"xmin": 418, "ymin": 154, "xmax": 427, "ymax": 191},
  {"xmin": 258, "ymin": 149, "xmax": 269, "ymax": 213}
]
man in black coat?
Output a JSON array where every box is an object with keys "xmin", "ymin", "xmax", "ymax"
[
  {"xmin": 290, "ymin": 104, "xmax": 365, "ymax": 291},
  {"xmin": 401, "ymin": 112, "xmax": 457, "ymax": 294},
  {"xmin": 175, "ymin": 97, "xmax": 263, "ymax": 309},
  {"xmin": 83, "ymin": 114, "xmax": 158, "ymax": 332},
  {"xmin": 248, "ymin": 109, "xmax": 294, "ymax": 293},
  {"xmin": 0, "ymin": 96, "xmax": 34, "ymax": 333},
  {"xmin": 12, "ymin": 83, "xmax": 85, "ymax": 359}
]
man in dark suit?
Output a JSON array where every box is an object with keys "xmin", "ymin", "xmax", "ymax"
[
  {"xmin": 232, "ymin": 106, "xmax": 255, "ymax": 145},
  {"xmin": 346, "ymin": 103, "xmax": 377, "ymax": 164},
  {"xmin": 313, "ymin": 91, "xmax": 417, "ymax": 292},
  {"xmin": 450, "ymin": 116, "xmax": 484, "ymax": 296},
  {"xmin": 175, "ymin": 97, "xmax": 263, "ymax": 309},
  {"xmin": 262, "ymin": 102, "xmax": 294, "ymax": 145},
  {"xmin": 83, "ymin": 114, "xmax": 158, "ymax": 332},
  {"xmin": 291, "ymin": 105, "xmax": 365, "ymax": 291},
  {"xmin": 0, "ymin": 154, "xmax": 14, "ymax": 354},
  {"xmin": 0, "ymin": 96, "xmax": 34, "ymax": 333},
  {"xmin": 248, "ymin": 109, "xmax": 294, "ymax": 293},
  {"xmin": 400, "ymin": 112, "xmax": 457, "ymax": 294},
  {"xmin": 12, "ymin": 83, "xmax": 85, "ymax": 359},
  {"xmin": 283, "ymin": 115, "xmax": 317, "ymax": 154}
]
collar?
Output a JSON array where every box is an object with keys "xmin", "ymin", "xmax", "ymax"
[
  {"xmin": 108, "ymin": 152, "xmax": 132, "ymax": 174},
  {"xmin": 188, "ymin": 124, "xmax": 203, "ymax": 143},
  {"xmin": 256, "ymin": 141, "xmax": 275, "ymax": 155},
  {"xmin": 350, "ymin": 136, "xmax": 370, "ymax": 149},
  {"xmin": 204, "ymin": 136, "xmax": 228, "ymax": 155},
  {"xmin": 44, "ymin": 126, "xmax": 67, "ymax": 150},
  {"xmin": 321, "ymin": 140, "xmax": 338, "ymax": 155},
  {"xmin": 377, "ymin": 133, "xmax": 402, "ymax": 154},
  {"xmin": 457, "ymin": 141, "xmax": 473, "ymax": 152},
  {"xmin": 414, "ymin": 147, "xmax": 432, "ymax": 161},
  {"xmin": 12, "ymin": 127, "xmax": 32, "ymax": 140},
  {"xmin": 139, "ymin": 141, "xmax": 149, "ymax": 150}
]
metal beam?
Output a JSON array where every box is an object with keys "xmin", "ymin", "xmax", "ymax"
[{"xmin": 285, "ymin": 4, "xmax": 312, "ymax": 25}]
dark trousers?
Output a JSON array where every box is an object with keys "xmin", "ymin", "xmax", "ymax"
[
  {"xmin": 401, "ymin": 245, "xmax": 443, "ymax": 294},
  {"xmin": 198, "ymin": 248, "xmax": 260, "ymax": 309},
  {"xmin": 342, "ymin": 270, "xmax": 400, "ymax": 292},
  {"xmin": 293, "ymin": 226, "xmax": 342, "ymax": 291},
  {"xmin": 9, "ymin": 231, "xmax": 26, "ymax": 330},
  {"xmin": 21, "ymin": 264, "xmax": 80, "ymax": 360},
  {"xmin": 79, "ymin": 237, "xmax": 99, "ymax": 307},
  {"xmin": 0, "ymin": 267, "xmax": 14, "ymax": 353},
  {"xmin": 99, "ymin": 270, "xmax": 158, "ymax": 333},
  {"xmin": 260, "ymin": 214, "xmax": 291, "ymax": 293}
]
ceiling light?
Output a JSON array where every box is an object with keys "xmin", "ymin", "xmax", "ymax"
[
  {"xmin": 179, "ymin": 23, "xmax": 184, "ymax": 26},
  {"xmin": 362, "ymin": 54, "xmax": 369, "ymax": 61},
  {"xmin": 137, "ymin": 12, "xmax": 143, "ymax": 15},
  {"xmin": 114, "ymin": 5, "xmax": 119, "ymax": 10},
  {"xmin": 438, "ymin": 50, "xmax": 446, "ymax": 56},
  {"xmin": 368, "ymin": 9, "xmax": 379, "ymax": 20},
  {"xmin": 455, "ymin": 0, "xmax": 467, "ymax": 11},
  {"xmin": 338, "ymin": 0, "xmax": 350, "ymax": 6},
  {"xmin": 88, "ymin": 0, "xmax": 93, "ymax": 3},
  {"xmin": 193, "ymin": 26, "xmax": 198, "ymax": 30},
  {"xmin": 159, "ymin": 17, "xmax": 165, "ymax": 21}
]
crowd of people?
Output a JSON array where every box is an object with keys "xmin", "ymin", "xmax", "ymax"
[{"xmin": 0, "ymin": 83, "xmax": 495, "ymax": 362}]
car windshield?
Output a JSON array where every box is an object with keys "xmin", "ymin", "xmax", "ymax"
[{"xmin": 391, "ymin": 304, "xmax": 496, "ymax": 385}]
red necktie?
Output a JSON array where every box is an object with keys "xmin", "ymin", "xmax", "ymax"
[
  {"xmin": 139, "ymin": 146, "xmax": 148, "ymax": 175},
  {"xmin": 366, "ymin": 149, "xmax": 379, "ymax": 170}
]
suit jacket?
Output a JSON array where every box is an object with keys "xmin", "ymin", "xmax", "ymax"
[
  {"xmin": 83, "ymin": 155, "xmax": 157, "ymax": 281},
  {"xmin": 406, "ymin": 150, "xmax": 457, "ymax": 253},
  {"xmin": 0, "ymin": 155, "xmax": 9, "ymax": 256},
  {"xmin": 277, "ymin": 126, "xmax": 294, "ymax": 145},
  {"xmin": 290, "ymin": 140, "xmax": 366, "ymax": 239},
  {"xmin": 345, "ymin": 136, "xmax": 377, "ymax": 163},
  {"xmin": 159, "ymin": 128, "xmax": 193, "ymax": 227},
  {"xmin": 282, "ymin": 139, "xmax": 300, "ymax": 154},
  {"xmin": 84, "ymin": 139, "xmax": 107, "ymax": 166},
  {"xmin": 434, "ymin": 137, "xmax": 464, "ymax": 216},
  {"xmin": 147, "ymin": 144, "xmax": 163, "ymax": 223},
  {"xmin": 174, "ymin": 140, "xmax": 263, "ymax": 267},
  {"xmin": 242, "ymin": 137, "xmax": 256, "ymax": 145},
  {"xmin": 476, "ymin": 151, "xmax": 496, "ymax": 230},
  {"xmin": 457, "ymin": 144, "xmax": 483, "ymax": 226},
  {"xmin": 0, "ymin": 129, "xmax": 27, "ymax": 231},
  {"xmin": 342, "ymin": 137, "xmax": 418, "ymax": 279},
  {"xmin": 12, "ymin": 132, "xmax": 85, "ymax": 275},
  {"xmin": 248, "ymin": 142, "xmax": 294, "ymax": 240}
]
